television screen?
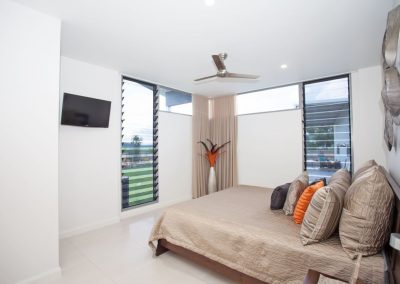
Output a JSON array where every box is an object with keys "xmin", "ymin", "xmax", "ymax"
[{"xmin": 61, "ymin": 93, "xmax": 111, "ymax": 128}]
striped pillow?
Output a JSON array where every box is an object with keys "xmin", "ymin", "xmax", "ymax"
[
  {"xmin": 282, "ymin": 172, "xmax": 309, "ymax": 216},
  {"xmin": 300, "ymin": 170, "xmax": 350, "ymax": 245}
]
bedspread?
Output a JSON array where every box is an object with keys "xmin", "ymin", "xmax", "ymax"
[{"xmin": 149, "ymin": 186, "xmax": 384, "ymax": 283}]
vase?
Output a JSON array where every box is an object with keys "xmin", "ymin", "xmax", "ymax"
[{"xmin": 208, "ymin": 166, "xmax": 217, "ymax": 194}]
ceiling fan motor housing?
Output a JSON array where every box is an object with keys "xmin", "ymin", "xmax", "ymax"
[
  {"xmin": 217, "ymin": 70, "xmax": 227, "ymax": 77},
  {"xmin": 219, "ymin": 53, "xmax": 228, "ymax": 60}
]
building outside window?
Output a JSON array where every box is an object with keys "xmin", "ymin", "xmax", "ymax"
[
  {"xmin": 159, "ymin": 87, "xmax": 192, "ymax": 115},
  {"xmin": 303, "ymin": 75, "xmax": 352, "ymax": 182}
]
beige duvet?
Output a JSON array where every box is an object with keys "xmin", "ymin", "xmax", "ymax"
[{"xmin": 149, "ymin": 186, "xmax": 384, "ymax": 284}]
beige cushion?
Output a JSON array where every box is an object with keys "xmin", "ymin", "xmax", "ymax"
[
  {"xmin": 318, "ymin": 275, "xmax": 347, "ymax": 284},
  {"xmin": 339, "ymin": 166, "xmax": 394, "ymax": 259},
  {"xmin": 352, "ymin": 159, "xmax": 377, "ymax": 182},
  {"xmin": 300, "ymin": 169, "xmax": 351, "ymax": 245},
  {"xmin": 283, "ymin": 172, "xmax": 308, "ymax": 216},
  {"xmin": 330, "ymin": 168, "xmax": 351, "ymax": 189}
]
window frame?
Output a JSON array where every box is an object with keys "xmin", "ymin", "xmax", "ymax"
[
  {"xmin": 121, "ymin": 76, "xmax": 159, "ymax": 210},
  {"xmin": 301, "ymin": 74, "xmax": 353, "ymax": 179}
]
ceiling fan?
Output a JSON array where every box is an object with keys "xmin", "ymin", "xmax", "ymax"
[{"xmin": 194, "ymin": 53, "xmax": 259, "ymax": 82}]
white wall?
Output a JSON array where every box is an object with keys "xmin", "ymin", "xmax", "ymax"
[
  {"xmin": 59, "ymin": 57, "xmax": 193, "ymax": 233},
  {"xmin": 59, "ymin": 57, "xmax": 121, "ymax": 238},
  {"xmin": 120, "ymin": 111, "xmax": 193, "ymax": 219},
  {"xmin": 238, "ymin": 110, "xmax": 303, "ymax": 188},
  {"xmin": 351, "ymin": 65, "xmax": 387, "ymax": 170},
  {"xmin": 0, "ymin": 1, "xmax": 61, "ymax": 283},
  {"xmin": 158, "ymin": 112, "xmax": 192, "ymax": 203},
  {"xmin": 237, "ymin": 66, "xmax": 388, "ymax": 188}
]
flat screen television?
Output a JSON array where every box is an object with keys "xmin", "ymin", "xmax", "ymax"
[{"xmin": 61, "ymin": 93, "xmax": 111, "ymax": 128}]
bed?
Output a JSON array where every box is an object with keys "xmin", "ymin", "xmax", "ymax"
[{"xmin": 149, "ymin": 173, "xmax": 400, "ymax": 284}]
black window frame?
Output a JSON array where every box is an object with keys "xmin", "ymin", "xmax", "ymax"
[
  {"xmin": 121, "ymin": 76, "xmax": 159, "ymax": 210},
  {"xmin": 302, "ymin": 74, "xmax": 353, "ymax": 180}
]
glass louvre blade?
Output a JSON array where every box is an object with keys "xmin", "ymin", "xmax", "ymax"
[
  {"xmin": 303, "ymin": 76, "xmax": 352, "ymax": 182},
  {"xmin": 121, "ymin": 77, "xmax": 158, "ymax": 209}
]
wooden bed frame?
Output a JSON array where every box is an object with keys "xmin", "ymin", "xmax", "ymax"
[{"xmin": 155, "ymin": 171, "xmax": 400, "ymax": 284}]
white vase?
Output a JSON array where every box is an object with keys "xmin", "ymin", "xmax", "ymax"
[{"xmin": 208, "ymin": 166, "xmax": 217, "ymax": 194}]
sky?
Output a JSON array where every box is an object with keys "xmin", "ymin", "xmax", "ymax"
[{"xmin": 122, "ymin": 80, "xmax": 154, "ymax": 145}]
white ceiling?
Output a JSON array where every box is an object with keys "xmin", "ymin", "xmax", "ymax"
[{"xmin": 14, "ymin": 0, "xmax": 393, "ymax": 96}]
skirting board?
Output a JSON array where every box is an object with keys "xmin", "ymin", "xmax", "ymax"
[
  {"xmin": 60, "ymin": 216, "xmax": 120, "ymax": 239},
  {"xmin": 16, "ymin": 266, "xmax": 61, "ymax": 284},
  {"xmin": 120, "ymin": 198, "xmax": 191, "ymax": 220},
  {"xmin": 60, "ymin": 198, "xmax": 191, "ymax": 239}
]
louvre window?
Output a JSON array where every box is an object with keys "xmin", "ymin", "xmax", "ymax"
[
  {"xmin": 121, "ymin": 77, "xmax": 159, "ymax": 209},
  {"xmin": 303, "ymin": 75, "xmax": 352, "ymax": 182}
]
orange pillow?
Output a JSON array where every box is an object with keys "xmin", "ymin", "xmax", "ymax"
[{"xmin": 293, "ymin": 180, "xmax": 325, "ymax": 224}]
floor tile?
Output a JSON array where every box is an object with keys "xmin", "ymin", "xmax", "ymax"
[
  {"xmin": 115, "ymin": 255, "xmax": 206, "ymax": 284},
  {"xmin": 36, "ymin": 209, "xmax": 238, "ymax": 284},
  {"xmin": 32, "ymin": 259, "xmax": 114, "ymax": 284}
]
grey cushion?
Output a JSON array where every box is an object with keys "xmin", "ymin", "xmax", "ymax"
[
  {"xmin": 283, "ymin": 172, "xmax": 309, "ymax": 216},
  {"xmin": 300, "ymin": 169, "xmax": 350, "ymax": 245},
  {"xmin": 339, "ymin": 166, "xmax": 394, "ymax": 259},
  {"xmin": 270, "ymin": 183, "xmax": 291, "ymax": 210}
]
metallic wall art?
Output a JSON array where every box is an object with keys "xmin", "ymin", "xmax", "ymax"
[
  {"xmin": 383, "ymin": 7, "xmax": 400, "ymax": 69},
  {"xmin": 382, "ymin": 67, "xmax": 400, "ymax": 117},
  {"xmin": 385, "ymin": 109, "xmax": 394, "ymax": 151},
  {"xmin": 382, "ymin": 5, "xmax": 400, "ymax": 151}
]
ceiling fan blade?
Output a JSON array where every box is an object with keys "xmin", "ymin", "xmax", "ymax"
[
  {"xmin": 194, "ymin": 74, "xmax": 217, "ymax": 81},
  {"xmin": 212, "ymin": 55, "xmax": 226, "ymax": 72},
  {"xmin": 226, "ymin": 72, "xmax": 259, "ymax": 79}
]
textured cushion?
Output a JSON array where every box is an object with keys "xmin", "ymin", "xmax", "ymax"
[
  {"xmin": 270, "ymin": 183, "xmax": 291, "ymax": 210},
  {"xmin": 283, "ymin": 172, "xmax": 309, "ymax": 216},
  {"xmin": 330, "ymin": 169, "xmax": 351, "ymax": 190},
  {"xmin": 352, "ymin": 160, "xmax": 377, "ymax": 182},
  {"xmin": 339, "ymin": 166, "xmax": 394, "ymax": 259},
  {"xmin": 293, "ymin": 180, "xmax": 325, "ymax": 224},
  {"xmin": 300, "ymin": 169, "xmax": 351, "ymax": 245}
]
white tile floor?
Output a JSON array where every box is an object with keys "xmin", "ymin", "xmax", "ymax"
[{"xmin": 33, "ymin": 210, "xmax": 235, "ymax": 284}]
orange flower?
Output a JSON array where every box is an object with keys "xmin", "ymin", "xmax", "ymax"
[
  {"xmin": 207, "ymin": 152, "xmax": 218, "ymax": 167},
  {"xmin": 198, "ymin": 139, "xmax": 230, "ymax": 167}
]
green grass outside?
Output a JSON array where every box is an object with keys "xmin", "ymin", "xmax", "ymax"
[
  {"xmin": 122, "ymin": 146, "xmax": 153, "ymax": 155},
  {"xmin": 122, "ymin": 165, "xmax": 154, "ymax": 206}
]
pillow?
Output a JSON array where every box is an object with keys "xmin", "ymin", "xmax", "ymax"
[
  {"xmin": 352, "ymin": 159, "xmax": 377, "ymax": 182},
  {"xmin": 300, "ymin": 170, "xmax": 351, "ymax": 245},
  {"xmin": 339, "ymin": 166, "xmax": 394, "ymax": 259},
  {"xmin": 293, "ymin": 180, "xmax": 325, "ymax": 224},
  {"xmin": 309, "ymin": 177, "xmax": 327, "ymax": 186},
  {"xmin": 283, "ymin": 172, "xmax": 309, "ymax": 216},
  {"xmin": 330, "ymin": 168, "xmax": 351, "ymax": 190},
  {"xmin": 270, "ymin": 183, "xmax": 291, "ymax": 210}
]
